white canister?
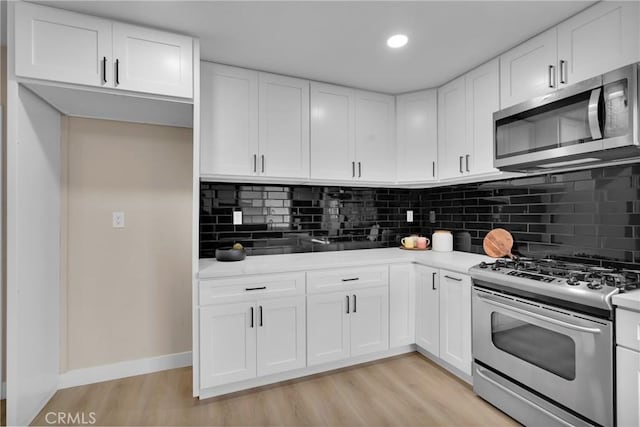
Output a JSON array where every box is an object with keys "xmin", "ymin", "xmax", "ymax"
[{"xmin": 432, "ymin": 230, "xmax": 453, "ymax": 252}]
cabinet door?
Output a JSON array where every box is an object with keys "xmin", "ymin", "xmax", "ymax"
[
  {"xmin": 199, "ymin": 302, "xmax": 256, "ymax": 389},
  {"xmin": 465, "ymin": 58, "xmax": 499, "ymax": 176},
  {"xmin": 350, "ymin": 286, "xmax": 389, "ymax": 357},
  {"xmin": 256, "ymin": 296, "xmax": 306, "ymax": 377},
  {"xmin": 355, "ymin": 91, "xmax": 396, "ymax": 182},
  {"xmin": 617, "ymin": 346, "xmax": 640, "ymax": 427},
  {"xmin": 438, "ymin": 270, "xmax": 472, "ymax": 376},
  {"xmin": 15, "ymin": 2, "xmax": 112, "ymax": 87},
  {"xmin": 557, "ymin": 1, "xmax": 639, "ymax": 87},
  {"xmin": 500, "ymin": 28, "xmax": 558, "ymax": 108},
  {"xmin": 415, "ymin": 265, "xmax": 439, "ymax": 355},
  {"xmin": 389, "ymin": 264, "xmax": 415, "ymax": 347},
  {"xmin": 112, "ymin": 23, "xmax": 193, "ymax": 98},
  {"xmin": 200, "ymin": 63, "xmax": 259, "ymax": 176},
  {"xmin": 396, "ymin": 90, "xmax": 438, "ymax": 182},
  {"xmin": 437, "ymin": 76, "xmax": 467, "ymax": 180},
  {"xmin": 307, "ymin": 292, "xmax": 350, "ymax": 366},
  {"xmin": 258, "ymin": 73, "xmax": 310, "ymax": 179},
  {"xmin": 310, "ymin": 83, "xmax": 356, "ymax": 181}
]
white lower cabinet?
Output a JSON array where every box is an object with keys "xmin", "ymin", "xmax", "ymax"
[
  {"xmin": 389, "ymin": 264, "xmax": 416, "ymax": 347},
  {"xmin": 306, "ymin": 292, "xmax": 351, "ymax": 366},
  {"xmin": 199, "ymin": 295, "xmax": 306, "ymax": 389},
  {"xmin": 199, "ymin": 302, "xmax": 257, "ymax": 389},
  {"xmin": 415, "ymin": 265, "xmax": 439, "ymax": 354},
  {"xmin": 307, "ymin": 268, "xmax": 389, "ymax": 366},
  {"xmin": 416, "ymin": 266, "xmax": 472, "ymax": 376},
  {"xmin": 617, "ymin": 346, "xmax": 640, "ymax": 427}
]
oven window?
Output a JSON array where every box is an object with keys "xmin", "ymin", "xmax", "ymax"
[{"xmin": 491, "ymin": 312, "xmax": 576, "ymax": 380}]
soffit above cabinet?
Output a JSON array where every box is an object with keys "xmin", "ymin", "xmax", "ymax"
[
  {"xmin": 35, "ymin": 0, "xmax": 595, "ymax": 93},
  {"xmin": 25, "ymin": 82, "xmax": 193, "ymax": 128}
]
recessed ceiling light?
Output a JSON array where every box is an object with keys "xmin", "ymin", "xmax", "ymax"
[{"xmin": 387, "ymin": 34, "xmax": 408, "ymax": 49}]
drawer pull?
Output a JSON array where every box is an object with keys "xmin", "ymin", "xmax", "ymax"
[
  {"xmin": 341, "ymin": 278, "xmax": 359, "ymax": 282},
  {"xmin": 444, "ymin": 275, "xmax": 462, "ymax": 282},
  {"xmin": 245, "ymin": 286, "xmax": 267, "ymax": 291}
]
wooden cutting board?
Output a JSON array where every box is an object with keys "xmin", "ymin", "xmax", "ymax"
[{"xmin": 483, "ymin": 228, "xmax": 514, "ymax": 259}]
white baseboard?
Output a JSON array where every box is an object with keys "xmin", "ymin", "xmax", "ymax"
[{"xmin": 58, "ymin": 351, "xmax": 192, "ymax": 389}]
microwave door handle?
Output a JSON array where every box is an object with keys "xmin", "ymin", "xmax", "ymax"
[{"xmin": 588, "ymin": 87, "xmax": 603, "ymax": 140}]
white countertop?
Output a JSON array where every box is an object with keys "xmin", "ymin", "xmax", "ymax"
[
  {"xmin": 199, "ymin": 248, "xmax": 495, "ymax": 279},
  {"xmin": 613, "ymin": 290, "xmax": 640, "ymax": 312}
]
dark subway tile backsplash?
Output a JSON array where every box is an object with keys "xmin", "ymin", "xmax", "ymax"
[{"xmin": 200, "ymin": 163, "xmax": 640, "ymax": 269}]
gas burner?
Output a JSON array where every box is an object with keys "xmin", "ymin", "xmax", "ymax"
[{"xmin": 587, "ymin": 280, "xmax": 604, "ymax": 290}]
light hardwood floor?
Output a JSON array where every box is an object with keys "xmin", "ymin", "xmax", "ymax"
[{"xmin": 32, "ymin": 353, "xmax": 519, "ymax": 426}]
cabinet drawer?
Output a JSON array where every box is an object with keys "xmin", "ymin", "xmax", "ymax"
[
  {"xmin": 306, "ymin": 266, "xmax": 388, "ymax": 294},
  {"xmin": 200, "ymin": 272, "xmax": 305, "ymax": 306},
  {"xmin": 617, "ymin": 308, "xmax": 640, "ymax": 351}
]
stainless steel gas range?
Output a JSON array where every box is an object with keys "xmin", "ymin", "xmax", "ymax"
[{"xmin": 469, "ymin": 258, "xmax": 640, "ymax": 427}]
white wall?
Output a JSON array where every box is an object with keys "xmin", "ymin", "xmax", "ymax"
[{"xmin": 6, "ymin": 85, "xmax": 61, "ymax": 426}]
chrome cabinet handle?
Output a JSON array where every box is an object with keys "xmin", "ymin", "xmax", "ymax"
[
  {"xmin": 250, "ymin": 307, "xmax": 254, "ymax": 328},
  {"xmin": 341, "ymin": 277, "xmax": 359, "ymax": 282},
  {"xmin": 346, "ymin": 295, "xmax": 350, "ymax": 314},
  {"xmin": 259, "ymin": 305, "xmax": 263, "ymax": 327},
  {"xmin": 261, "ymin": 155, "xmax": 265, "ymax": 173},
  {"xmin": 559, "ymin": 60, "xmax": 567, "ymax": 84},
  {"xmin": 253, "ymin": 154, "xmax": 257, "ymax": 172},
  {"xmin": 352, "ymin": 161, "xmax": 355, "ymax": 178},
  {"xmin": 245, "ymin": 286, "xmax": 266, "ymax": 291},
  {"xmin": 115, "ymin": 59, "xmax": 120, "ymax": 85},
  {"xmin": 432, "ymin": 161, "xmax": 435, "ymax": 178},
  {"xmin": 353, "ymin": 294, "xmax": 357, "ymax": 313},
  {"xmin": 444, "ymin": 275, "xmax": 462, "ymax": 281},
  {"xmin": 102, "ymin": 57, "xmax": 107, "ymax": 84},
  {"xmin": 465, "ymin": 154, "xmax": 470, "ymax": 172},
  {"xmin": 459, "ymin": 156, "xmax": 463, "ymax": 173},
  {"xmin": 358, "ymin": 162, "xmax": 362, "ymax": 178},
  {"xmin": 432, "ymin": 272, "xmax": 437, "ymax": 290},
  {"xmin": 548, "ymin": 65, "xmax": 555, "ymax": 88}
]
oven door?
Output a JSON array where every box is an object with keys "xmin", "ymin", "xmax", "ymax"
[{"xmin": 472, "ymin": 287, "xmax": 613, "ymax": 427}]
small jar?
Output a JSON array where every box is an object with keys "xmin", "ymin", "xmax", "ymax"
[{"xmin": 432, "ymin": 230, "xmax": 453, "ymax": 252}]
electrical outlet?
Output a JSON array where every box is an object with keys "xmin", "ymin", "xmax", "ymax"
[
  {"xmin": 112, "ymin": 211, "xmax": 125, "ymax": 228},
  {"xmin": 407, "ymin": 210, "xmax": 413, "ymax": 223},
  {"xmin": 233, "ymin": 210, "xmax": 243, "ymax": 225},
  {"xmin": 429, "ymin": 210, "xmax": 436, "ymax": 223}
]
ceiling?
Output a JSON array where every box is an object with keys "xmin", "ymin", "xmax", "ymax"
[{"xmin": 34, "ymin": 1, "xmax": 595, "ymax": 93}]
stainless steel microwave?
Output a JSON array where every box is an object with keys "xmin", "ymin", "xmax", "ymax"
[{"xmin": 494, "ymin": 63, "xmax": 639, "ymax": 171}]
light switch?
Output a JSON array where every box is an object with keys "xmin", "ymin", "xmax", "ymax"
[
  {"xmin": 407, "ymin": 210, "xmax": 413, "ymax": 222},
  {"xmin": 112, "ymin": 212, "xmax": 125, "ymax": 228}
]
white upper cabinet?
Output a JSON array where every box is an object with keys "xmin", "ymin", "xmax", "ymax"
[
  {"xmin": 15, "ymin": 2, "xmax": 112, "ymax": 87},
  {"xmin": 465, "ymin": 58, "xmax": 500, "ymax": 175},
  {"xmin": 557, "ymin": 1, "xmax": 639, "ymax": 87},
  {"xmin": 14, "ymin": 2, "xmax": 193, "ymax": 98},
  {"xmin": 200, "ymin": 63, "xmax": 259, "ymax": 177},
  {"xmin": 112, "ymin": 23, "xmax": 193, "ymax": 98},
  {"xmin": 200, "ymin": 64, "xmax": 310, "ymax": 179},
  {"xmin": 258, "ymin": 73, "xmax": 310, "ymax": 179},
  {"xmin": 500, "ymin": 28, "xmax": 558, "ymax": 108},
  {"xmin": 310, "ymin": 82, "xmax": 356, "ymax": 181},
  {"xmin": 355, "ymin": 91, "xmax": 396, "ymax": 182},
  {"xmin": 396, "ymin": 90, "xmax": 438, "ymax": 183},
  {"xmin": 437, "ymin": 75, "xmax": 467, "ymax": 180}
]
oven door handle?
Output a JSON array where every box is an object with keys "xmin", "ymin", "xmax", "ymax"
[
  {"xmin": 474, "ymin": 366, "xmax": 575, "ymax": 427},
  {"xmin": 476, "ymin": 293, "xmax": 603, "ymax": 334}
]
